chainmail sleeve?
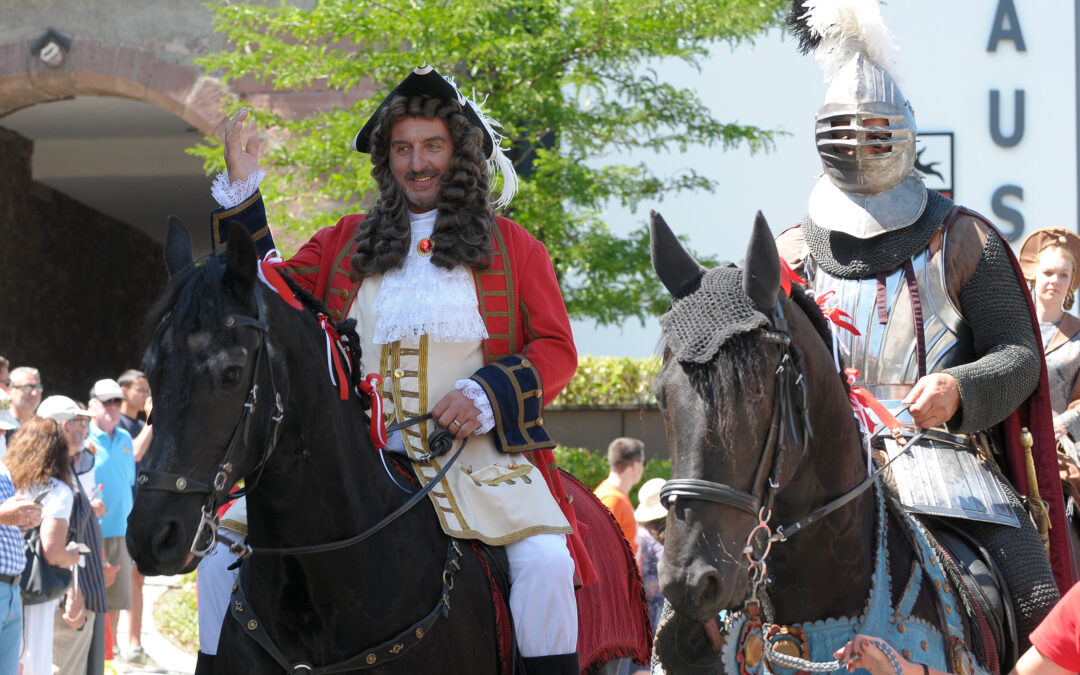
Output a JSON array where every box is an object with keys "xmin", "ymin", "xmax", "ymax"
[{"xmin": 944, "ymin": 229, "xmax": 1040, "ymax": 434}]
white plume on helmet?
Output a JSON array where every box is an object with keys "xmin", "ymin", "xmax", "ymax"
[{"xmin": 797, "ymin": 0, "xmax": 902, "ymax": 85}]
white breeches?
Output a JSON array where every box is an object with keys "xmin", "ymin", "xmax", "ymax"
[
  {"xmin": 505, "ymin": 533, "xmax": 578, "ymax": 657},
  {"xmin": 196, "ymin": 541, "xmax": 240, "ymax": 656}
]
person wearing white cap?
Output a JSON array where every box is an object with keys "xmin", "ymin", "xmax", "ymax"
[
  {"xmin": 86, "ymin": 379, "xmax": 135, "ymax": 659},
  {"xmin": 633, "ymin": 478, "xmax": 667, "ymax": 638},
  {"xmin": 37, "ymin": 396, "xmax": 108, "ymax": 675}
]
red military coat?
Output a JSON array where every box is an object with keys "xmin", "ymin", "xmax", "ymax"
[{"xmin": 213, "ymin": 195, "xmax": 598, "ymax": 587}]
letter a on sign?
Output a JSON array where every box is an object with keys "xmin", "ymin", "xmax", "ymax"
[{"xmin": 987, "ymin": 0, "xmax": 1026, "ymax": 52}]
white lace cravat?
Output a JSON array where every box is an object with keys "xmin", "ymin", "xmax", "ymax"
[{"xmin": 370, "ymin": 210, "xmax": 489, "ymax": 345}]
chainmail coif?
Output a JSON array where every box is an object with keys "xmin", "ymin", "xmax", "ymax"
[
  {"xmin": 803, "ymin": 189, "xmax": 955, "ymax": 278},
  {"xmin": 660, "ymin": 265, "xmax": 769, "ymax": 364}
]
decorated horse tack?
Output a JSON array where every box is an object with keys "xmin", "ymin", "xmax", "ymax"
[{"xmin": 649, "ymin": 211, "xmax": 997, "ymax": 675}]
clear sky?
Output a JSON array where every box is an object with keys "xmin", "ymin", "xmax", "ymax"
[{"xmin": 570, "ymin": 0, "xmax": 1071, "ymax": 358}]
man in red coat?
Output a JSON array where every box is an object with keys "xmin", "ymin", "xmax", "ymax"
[{"xmin": 210, "ymin": 66, "xmax": 595, "ymax": 675}]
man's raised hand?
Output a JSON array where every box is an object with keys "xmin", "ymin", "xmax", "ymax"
[{"xmin": 220, "ymin": 108, "xmax": 265, "ymax": 184}]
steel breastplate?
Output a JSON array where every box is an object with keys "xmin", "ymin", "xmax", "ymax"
[{"xmin": 805, "ymin": 228, "xmax": 973, "ymax": 405}]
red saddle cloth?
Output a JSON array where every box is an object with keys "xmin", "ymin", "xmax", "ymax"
[{"xmin": 562, "ymin": 470, "xmax": 654, "ymax": 674}]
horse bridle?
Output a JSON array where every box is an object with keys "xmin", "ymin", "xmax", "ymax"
[
  {"xmin": 659, "ymin": 296, "xmax": 927, "ymax": 612},
  {"xmin": 137, "ymin": 284, "xmax": 469, "ymax": 561},
  {"xmin": 660, "ymin": 300, "xmax": 813, "ymax": 526},
  {"xmin": 137, "ymin": 286, "xmax": 286, "ymax": 558}
]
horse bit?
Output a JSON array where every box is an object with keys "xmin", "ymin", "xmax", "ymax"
[{"xmin": 137, "ymin": 287, "xmax": 284, "ymax": 559}]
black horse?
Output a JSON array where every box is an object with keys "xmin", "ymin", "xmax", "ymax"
[
  {"xmin": 648, "ymin": 212, "xmax": 1006, "ymax": 674},
  {"xmin": 126, "ymin": 221, "xmax": 500, "ymax": 673}
]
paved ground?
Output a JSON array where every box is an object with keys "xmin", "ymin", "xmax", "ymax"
[{"xmin": 109, "ymin": 574, "xmax": 196, "ymax": 675}]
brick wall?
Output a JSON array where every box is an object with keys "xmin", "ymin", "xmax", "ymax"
[{"xmin": 0, "ymin": 126, "xmax": 166, "ymax": 399}]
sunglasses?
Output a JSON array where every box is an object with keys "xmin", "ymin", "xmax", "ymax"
[
  {"xmin": 101, "ymin": 399, "xmax": 124, "ymax": 407},
  {"xmin": 13, "ymin": 384, "xmax": 43, "ymax": 393}
]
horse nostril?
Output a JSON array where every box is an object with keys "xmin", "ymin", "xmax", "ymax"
[
  {"xmin": 149, "ymin": 517, "xmax": 186, "ymax": 562},
  {"xmin": 694, "ymin": 569, "xmax": 722, "ymax": 608}
]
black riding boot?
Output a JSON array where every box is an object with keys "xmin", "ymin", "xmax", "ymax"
[
  {"xmin": 194, "ymin": 651, "xmax": 216, "ymax": 675},
  {"xmin": 523, "ymin": 653, "xmax": 580, "ymax": 675}
]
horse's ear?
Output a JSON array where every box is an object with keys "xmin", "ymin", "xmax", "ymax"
[
  {"xmin": 650, "ymin": 210, "xmax": 705, "ymax": 298},
  {"xmin": 164, "ymin": 215, "xmax": 193, "ymax": 277},
  {"xmin": 226, "ymin": 225, "xmax": 258, "ymax": 298},
  {"xmin": 743, "ymin": 211, "xmax": 780, "ymax": 312}
]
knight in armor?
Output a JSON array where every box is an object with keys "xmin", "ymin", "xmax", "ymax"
[
  {"xmin": 778, "ymin": 0, "xmax": 1071, "ymax": 648},
  {"xmin": 1018, "ymin": 229, "xmax": 1080, "ymax": 511},
  {"xmin": 206, "ymin": 66, "xmax": 595, "ymax": 675}
]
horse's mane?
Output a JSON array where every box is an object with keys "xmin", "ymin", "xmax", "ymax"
[
  {"xmin": 146, "ymin": 255, "xmax": 368, "ymax": 409},
  {"xmin": 275, "ymin": 271, "xmax": 368, "ymax": 407}
]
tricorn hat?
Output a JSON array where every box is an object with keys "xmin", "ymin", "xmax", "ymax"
[
  {"xmin": 352, "ymin": 65, "xmax": 517, "ymax": 208},
  {"xmin": 1019, "ymin": 227, "xmax": 1080, "ymax": 282}
]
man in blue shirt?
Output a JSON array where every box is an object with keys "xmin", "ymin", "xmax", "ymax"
[
  {"xmin": 0, "ymin": 462, "xmax": 43, "ymax": 672},
  {"xmin": 88, "ymin": 378, "xmax": 135, "ymax": 659}
]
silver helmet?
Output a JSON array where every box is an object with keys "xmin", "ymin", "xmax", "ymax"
[
  {"xmin": 816, "ymin": 51, "xmax": 916, "ymax": 196},
  {"xmin": 790, "ymin": 0, "xmax": 929, "ymax": 238}
]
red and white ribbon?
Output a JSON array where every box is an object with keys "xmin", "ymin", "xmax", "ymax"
[{"xmin": 358, "ymin": 373, "xmax": 387, "ymax": 449}]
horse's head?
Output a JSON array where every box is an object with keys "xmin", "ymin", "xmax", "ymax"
[
  {"xmin": 127, "ymin": 218, "xmax": 285, "ymax": 574},
  {"xmin": 651, "ymin": 211, "xmax": 854, "ymax": 622}
]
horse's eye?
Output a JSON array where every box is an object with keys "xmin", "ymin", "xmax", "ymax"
[{"xmin": 222, "ymin": 367, "xmax": 243, "ymax": 385}]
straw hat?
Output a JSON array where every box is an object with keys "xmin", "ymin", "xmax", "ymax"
[{"xmin": 634, "ymin": 478, "xmax": 668, "ymax": 523}]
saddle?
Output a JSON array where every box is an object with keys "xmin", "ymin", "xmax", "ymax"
[
  {"xmin": 383, "ymin": 454, "xmax": 653, "ymax": 675},
  {"xmin": 920, "ymin": 517, "xmax": 1016, "ymax": 674}
]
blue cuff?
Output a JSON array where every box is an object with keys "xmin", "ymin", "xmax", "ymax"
[
  {"xmin": 210, "ymin": 190, "xmax": 276, "ymax": 258},
  {"xmin": 470, "ymin": 355, "xmax": 554, "ymax": 453}
]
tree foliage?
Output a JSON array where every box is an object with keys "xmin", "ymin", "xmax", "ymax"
[{"xmin": 196, "ymin": 0, "xmax": 786, "ymax": 324}]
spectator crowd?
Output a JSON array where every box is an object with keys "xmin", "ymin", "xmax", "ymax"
[{"xmin": 0, "ymin": 357, "xmax": 155, "ymax": 675}]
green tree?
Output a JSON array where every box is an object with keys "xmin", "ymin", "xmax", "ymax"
[{"xmin": 197, "ymin": 0, "xmax": 786, "ymax": 324}]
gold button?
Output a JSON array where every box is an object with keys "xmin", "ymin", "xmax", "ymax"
[
  {"xmin": 520, "ymin": 358, "xmax": 531, "ymax": 368},
  {"xmin": 366, "ymin": 655, "xmax": 377, "ymax": 665},
  {"xmin": 897, "ymin": 624, "xmax": 905, "ymax": 634},
  {"xmin": 393, "ymin": 368, "xmax": 405, "ymax": 378},
  {"xmin": 536, "ymin": 416, "xmax": 544, "ymax": 425},
  {"xmin": 902, "ymin": 649, "xmax": 911, "ymax": 660},
  {"xmin": 247, "ymin": 620, "xmax": 258, "ymax": 630},
  {"xmin": 945, "ymin": 606, "xmax": 953, "ymax": 614}
]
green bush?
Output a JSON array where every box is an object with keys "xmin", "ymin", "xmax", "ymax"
[
  {"xmin": 554, "ymin": 445, "xmax": 671, "ymax": 507},
  {"xmin": 153, "ymin": 572, "xmax": 199, "ymax": 654},
  {"xmin": 551, "ymin": 355, "xmax": 661, "ymax": 408}
]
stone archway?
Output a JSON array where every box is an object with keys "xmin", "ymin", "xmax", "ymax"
[
  {"xmin": 0, "ymin": 41, "xmax": 225, "ymax": 399},
  {"xmin": 0, "ymin": 38, "xmax": 226, "ymax": 134}
]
